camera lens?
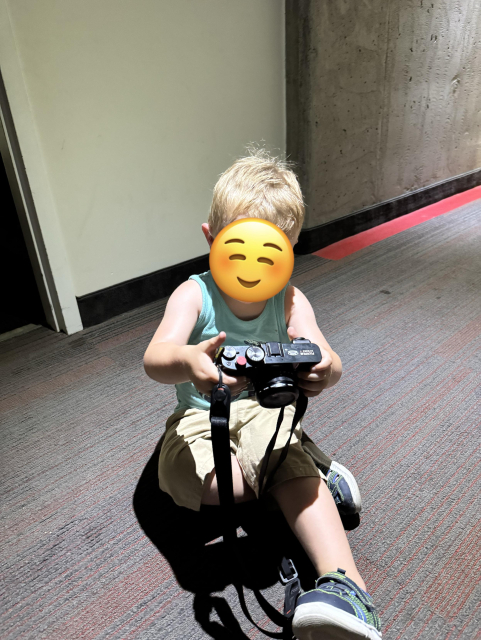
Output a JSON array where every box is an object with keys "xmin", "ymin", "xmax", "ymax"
[{"xmin": 256, "ymin": 376, "xmax": 299, "ymax": 408}]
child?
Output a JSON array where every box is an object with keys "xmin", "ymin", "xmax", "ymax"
[{"xmin": 144, "ymin": 151, "xmax": 382, "ymax": 640}]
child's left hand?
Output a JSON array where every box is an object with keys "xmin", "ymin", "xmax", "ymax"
[{"xmin": 287, "ymin": 326, "xmax": 333, "ymax": 398}]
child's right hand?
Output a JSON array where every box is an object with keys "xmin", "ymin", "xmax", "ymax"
[{"xmin": 184, "ymin": 332, "xmax": 248, "ymax": 397}]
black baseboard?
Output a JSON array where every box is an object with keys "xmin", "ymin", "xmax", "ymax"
[
  {"xmin": 294, "ymin": 167, "xmax": 481, "ymax": 254},
  {"xmin": 78, "ymin": 169, "xmax": 480, "ymax": 327},
  {"xmin": 78, "ymin": 253, "xmax": 210, "ymax": 328}
]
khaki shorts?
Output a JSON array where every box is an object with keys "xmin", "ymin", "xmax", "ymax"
[{"xmin": 158, "ymin": 397, "xmax": 324, "ymax": 511}]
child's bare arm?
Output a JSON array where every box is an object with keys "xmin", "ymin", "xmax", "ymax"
[
  {"xmin": 285, "ymin": 286, "xmax": 342, "ymax": 397},
  {"xmin": 143, "ymin": 280, "xmax": 247, "ymax": 395},
  {"xmin": 143, "ymin": 281, "xmax": 201, "ymax": 384}
]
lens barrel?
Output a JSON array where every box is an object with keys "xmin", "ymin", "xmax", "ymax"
[{"xmin": 255, "ymin": 375, "xmax": 299, "ymax": 408}]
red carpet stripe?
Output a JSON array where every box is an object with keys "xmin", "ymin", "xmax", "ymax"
[{"xmin": 315, "ymin": 186, "xmax": 481, "ymax": 259}]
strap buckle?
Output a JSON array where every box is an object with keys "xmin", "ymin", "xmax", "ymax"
[
  {"xmin": 209, "ymin": 366, "xmax": 231, "ymax": 422},
  {"xmin": 279, "ymin": 558, "xmax": 298, "ymax": 584}
]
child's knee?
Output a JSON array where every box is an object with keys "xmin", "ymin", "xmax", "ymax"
[{"xmin": 201, "ymin": 456, "xmax": 256, "ymax": 505}]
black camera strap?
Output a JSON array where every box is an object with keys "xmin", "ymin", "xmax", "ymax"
[
  {"xmin": 210, "ymin": 370, "xmax": 236, "ymax": 547},
  {"xmin": 257, "ymin": 391, "xmax": 308, "ymax": 496},
  {"xmin": 209, "ymin": 367, "xmax": 307, "ymax": 638}
]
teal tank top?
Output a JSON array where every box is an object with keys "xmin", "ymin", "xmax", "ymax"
[{"xmin": 174, "ymin": 270, "xmax": 290, "ymax": 411}]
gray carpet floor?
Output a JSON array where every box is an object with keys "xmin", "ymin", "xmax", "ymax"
[{"xmin": 1, "ymin": 201, "xmax": 480, "ymax": 639}]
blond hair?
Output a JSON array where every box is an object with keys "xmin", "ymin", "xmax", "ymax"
[{"xmin": 209, "ymin": 149, "xmax": 304, "ymax": 241}]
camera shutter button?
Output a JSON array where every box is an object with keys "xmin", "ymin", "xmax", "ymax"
[{"xmin": 236, "ymin": 356, "xmax": 247, "ymax": 368}]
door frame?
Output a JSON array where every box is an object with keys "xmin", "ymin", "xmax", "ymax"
[{"xmin": 0, "ymin": 1, "xmax": 82, "ymax": 334}]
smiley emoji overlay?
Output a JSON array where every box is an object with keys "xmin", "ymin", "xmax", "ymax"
[{"xmin": 210, "ymin": 218, "xmax": 294, "ymax": 303}]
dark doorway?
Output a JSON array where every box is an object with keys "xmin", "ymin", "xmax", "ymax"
[{"xmin": 0, "ymin": 156, "xmax": 46, "ymax": 334}]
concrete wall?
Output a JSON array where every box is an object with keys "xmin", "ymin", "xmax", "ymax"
[
  {"xmin": 287, "ymin": 0, "xmax": 481, "ymax": 229},
  {"xmin": 2, "ymin": 0, "xmax": 285, "ymax": 299}
]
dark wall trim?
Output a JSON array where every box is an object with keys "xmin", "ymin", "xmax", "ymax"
[
  {"xmin": 78, "ymin": 253, "xmax": 209, "ymax": 328},
  {"xmin": 79, "ymin": 169, "xmax": 480, "ymax": 327},
  {"xmin": 294, "ymin": 168, "xmax": 481, "ymax": 255}
]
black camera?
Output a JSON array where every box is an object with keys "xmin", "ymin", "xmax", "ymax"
[{"xmin": 214, "ymin": 338, "xmax": 322, "ymax": 408}]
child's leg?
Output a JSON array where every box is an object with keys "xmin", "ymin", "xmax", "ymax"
[
  {"xmin": 301, "ymin": 432, "xmax": 362, "ymax": 515},
  {"xmin": 300, "ymin": 431, "xmax": 332, "ymax": 473},
  {"xmin": 270, "ymin": 475, "xmax": 366, "ymax": 591},
  {"xmin": 201, "ymin": 458, "xmax": 365, "ymax": 588},
  {"xmin": 159, "ymin": 400, "xmax": 251, "ymax": 511},
  {"xmin": 201, "ymin": 456, "xmax": 256, "ymax": 505},
  {"xmin": 273, "ymin": 477, "xmax": 384, "ymax": 639}
]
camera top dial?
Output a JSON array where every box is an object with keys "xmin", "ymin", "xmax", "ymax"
[
  {"xmin": 222, "ymin": 346, "xmax": 237, "ymax": 360},
  {"xmin": 245, "ymin": 346, "xmax": 265, "ymax": 365}
]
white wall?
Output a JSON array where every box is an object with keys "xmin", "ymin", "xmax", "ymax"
[{"xmin": 3, "ymin": 0, "xmax": 285, "ymax": 298}]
